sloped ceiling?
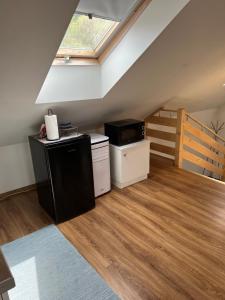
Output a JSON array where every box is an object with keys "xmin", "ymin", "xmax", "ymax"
[
  {"xmin": 1, "ymin": 0, "xmax": 225, "ymax": 146},
  {"xmin": 0, "ymin": 0, "xmax": 79, "ymax": 146},
  {"xmin": 37, "ymin": 0, "xmax": 190, "ymax": 103}
]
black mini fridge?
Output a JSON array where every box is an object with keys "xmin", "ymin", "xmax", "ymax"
[{"xmin": 29, "ymin": 134, "xmax": 95, "ymax": 223}]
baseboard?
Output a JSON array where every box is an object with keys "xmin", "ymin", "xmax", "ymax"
[
  {"xmin": 0, "ymin": 184, "xmax": 36, "ymax": 202},
  {"xmin": 188, "ymin": 170, "xmax": 225, "ymax": 186}
]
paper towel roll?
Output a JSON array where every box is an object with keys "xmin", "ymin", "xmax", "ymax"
[{"xmin": 44, "ymin": 114, "xmax": 59, "ymax": 140}]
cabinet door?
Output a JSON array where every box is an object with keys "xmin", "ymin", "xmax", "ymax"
[
  {"xmin": 92, "ymin": 146, "xmax": 111, "ymax": 197},
  {"xmin": 121, "ymin": 143, "xmax": 149, "ymax": 183},
  {"xmin": 48, "ymin": 138, "xmax": 95, "ymax": 223},
  {"xmin": 93, "ymin": 159, "xmax": 111, "ymax": 197}
]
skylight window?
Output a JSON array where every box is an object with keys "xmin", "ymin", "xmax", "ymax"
[
  {"xmin": 57, "ymin": 14, "xmax": 119, "ymax": 58},
  {"xmin": 55, "ymin": 0, "xmax": 147, "ymax": 61}
]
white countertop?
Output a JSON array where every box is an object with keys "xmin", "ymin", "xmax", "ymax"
[
  {"xmin": 38, "ymin": 133, "xmax": 83, "ymax": 144},
  {"xmin": 110, "ymin": 139, "xmax": 150, "ymax": 150},
  {"xmin": 89, "ymin": 133, "xmax": 109, "ymax": 145}
]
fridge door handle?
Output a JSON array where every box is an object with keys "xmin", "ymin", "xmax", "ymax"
[{"xmin": 67, "ymin": 148, "xmax": 77, "ymax": 153}]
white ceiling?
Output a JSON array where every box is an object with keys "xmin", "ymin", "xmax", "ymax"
[{"xmin": 1, "ymin": 0, "xmax": 225, "ymax": 146}]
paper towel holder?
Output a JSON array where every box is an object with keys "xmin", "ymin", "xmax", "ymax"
[
  {"xmin": 45, "ymin": 109, "xmax": 60, "ymax": 141},
  {"xmin": 48, "ymin": 109, "xmax": 54, "ymax": 115}
]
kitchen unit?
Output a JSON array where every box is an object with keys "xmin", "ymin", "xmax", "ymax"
[
  {"xmin": 90, "ymin": 133, "xmax": 111, "ymax": 197},
  {"xmin": 110, "ymin": 140, "xmax": 150, "ymax": 188},
  {"xmin": 29, "ymin": 134, "xmax": 95, "ymax": 223}
]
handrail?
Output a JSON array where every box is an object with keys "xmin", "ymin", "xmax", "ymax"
[
  {"xmin": 160, "ymin": 108, "xmax": 178, "ymax": 113},
  {"xmin": 144, "ymin": 107, "xmax": 163, "ymax": 122},
  {"xmin": 185, "ymin": 112, "xmax": 225, "ymax": 144},
  {"xmin": 145, "ymin": 107, "xmax": 177, "ymax": 122}
]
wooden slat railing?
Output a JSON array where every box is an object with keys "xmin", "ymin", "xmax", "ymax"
[
  {"xmin": 182, "ymin": 150, "xmax": 224, "ymax": 176},
  {"xmin": 185, "ymin": 113, "xmax": 225, "ymax": 144},
  {"xmin": 147, "ymin": 116, "xmax": 177, "ymax": 127},
  {"xmin": 184, "ymin": 120, "xmax": 225, "ymax": 154},
  {"xmin": 145, "ymin": 107, "xmax": 225, "ymax": 181},
  {"xmin": 183, "ymin": 135, "xmax": 224, "ymax": 165},
  {"xmin": 175, "ymin": 108, "xmax": 185, "ymax": 168},
  {"xmin": 145, "ymin": 107, "xmax": 177, "ymax": 160},
  {"xmin": 146, "ymin": 129, "xmax": 176, "ymax": 142},
  {"xmin": 151, "ymin": 143, "xmax": 176, "ymax": 156}
]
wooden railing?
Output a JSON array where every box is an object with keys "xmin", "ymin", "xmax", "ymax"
[
  {"xmin": 145, "ymin": 108, "xmax": 225, "ymax": 180},
  {"xmin": 145, "ymin": 107, "xmax": 178, "ymax": 160}
]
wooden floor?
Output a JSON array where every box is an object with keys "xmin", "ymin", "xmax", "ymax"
[
  {"xmin": 2, "ymin": 156, "xmax": 225, "ymax": 299},
  {"xmin": 0, "ymin": 190, "xmax": 51, "ymax": 244}
]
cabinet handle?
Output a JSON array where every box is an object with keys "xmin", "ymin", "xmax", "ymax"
[
  {"xmin": 67, "ymin": 148, "xmax": 77, "ymax": 153},
  {"xmin": 123, "ymin": 153, "xmax": 127, "ymax": 157}
]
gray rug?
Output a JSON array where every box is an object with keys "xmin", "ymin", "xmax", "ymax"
[{"xmin": 1, "ymin": 225, "xmax": 119, "ymax": 300}]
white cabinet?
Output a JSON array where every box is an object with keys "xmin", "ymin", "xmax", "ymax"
[
  {"xmin": 92, "ymin": 146, "xmax": 111, "ymax": 197},
  {"xmin": 90, "ymin": 134, "xmax": 111, "ymax": 197},
  {"xmin": 110, "ymin": 140, "xmax": 150, "ymax": 188}
]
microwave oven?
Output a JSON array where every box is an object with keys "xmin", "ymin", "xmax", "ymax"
[{"xmin": 104, "ymin": 119, "xmax": 145, "ymax": 146}]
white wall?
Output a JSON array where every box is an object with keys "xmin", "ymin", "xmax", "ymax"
[
  {"xmin": 0, "ymin": 143, "xmax": 35, "ymax": 194},
  {"xmin": 3, "ymin": 0, "xmax": 225, "ymax": 146},
  {"xmin": 37, "ymin": 65, "xmax": 101, "ymax": 103},
  {"xmin": 101, "ymin": 0, "xmax": 190, "ymax": 96},
  {"xmin": 1, "ymin": 107, "xmax": 224, "ymax": 194},
  {"xmin": 191, "ymin": 108, "xmax": 217, "ymax": 128},
  {"xmin": 2, "ymin": 0, "xmax": 225, "ymax": 193}
]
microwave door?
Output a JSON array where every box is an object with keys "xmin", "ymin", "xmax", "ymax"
[{"xmin": 121, "ymin": 127, "xmax": 142, "ymax": 145}]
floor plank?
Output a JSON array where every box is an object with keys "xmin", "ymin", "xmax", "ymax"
[
  {"xmin": 0, "ymin": 191, "xmax": 51, "ymax": 244},
  {"xmin": 1, "ymin": 157, "xmax": 225, "ymax": 299},
  {"xmin": 59, "ymin": 158, "xmax": 225, "ymax": 300}
]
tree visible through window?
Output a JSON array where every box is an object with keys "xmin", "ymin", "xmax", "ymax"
[{"xmin": 57, "ymin": 14, "xmax": 119, "ymax": 58}]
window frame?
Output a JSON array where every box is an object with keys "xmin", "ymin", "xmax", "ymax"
[{"xmin": 54, "ymin": 0, "xmax": 150, "ymax": 64}]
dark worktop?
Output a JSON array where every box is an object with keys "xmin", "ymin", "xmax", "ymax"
[{"xmin": 0, "ymin": 250, "xmax": 15, "ymax": 294}]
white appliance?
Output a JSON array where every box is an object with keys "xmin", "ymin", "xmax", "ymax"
[
  {"xmin": 110, "ymin": 139, "xmax": 150, "ymax": 188},
  {"xmin": 90, "ymin": 133, "xmax": 111, "ymax": 197}
]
